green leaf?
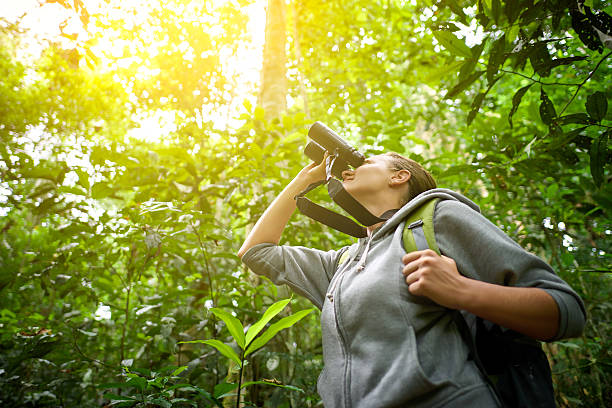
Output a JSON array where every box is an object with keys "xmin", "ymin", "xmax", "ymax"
[
  {"xmin": 170, "ymin": 366, "xmax": 188, "ymax": 377},
  {"xmin": 213, "ymin": 382, "xmax": 238, "ymax": 398},
  {"xmin": 126, "ymin": 375, "xmax": 147, "ymax": 392},
  {"xmin": 433, "ymin": 31, "xmax": 472, "ymax": 58},
  {"xmin": 91, "ymin": 182, "xmax": 114, "ymax": 199},
  {"xmin": 508, "ymin": 84, "xmax": 533, "ymax": 128},
  {"xmin": 557, "ymin": 113, "xmax": 592, "ymax": 126},
  {"xmin": 240, "ymin": 380, "xmax": 305, "ymax": 393},
  {"xmin": 590, "ymin": 130, "xmax": 610, "ymax": 187},
  {"xmin": 75, "ymin": 168, "xmax": 90, "ymax": 189},
  {"xmin": 442, "ymin": 0, "xmax": 468, "ymax": 24},
  {"xmin": 548, "ymin": 56, "xmax": 587, "ymax": 70},
  {"xmin": 586, "ymin": 91, "xmax": 608, "ymax": 122},
  {"xmin": 181, "ymin": 339, "xmax": 242, "ymax": 367},
  {"xmin": 245, "ymin": 308, "xmax": 314, "ymax": 356},
  {"xmin": 529, "ymin": 43, "xmax": 552, "ymax": 77},
  {"xmin": 170, "ymin": 398, "xmax": 196, "ymax": 407},
  {"xmin": 539, "ymin": 88, "xmax": 557, "ymax": 125},
  {"xmin": 149, "ymin": 398, "xmax": 171, "ymax": 408},
  {"xmin": 423, "ymin": 60, "xmax": 463, "ymax": 84},
  {"xmin": 467, "ymin": 92, "xmax": 486, "ymax": 125},
  {"xmin": 209, "ymin": 308, "xmax": 245, "ymax": 349},
  {"xmin": 486, "ymin": 35, "xmax": 506, "ymax": 84},
  {"xmin": 245, "ymin": 298, "xmax": 291, "ymax": 347},
  {"xmin": 504, "ymin": 0, "xmax": 520, "ymax": 24},
  {"xmin": 445, "ymin": 71, "xmax": 484, "ymax": 99},
  {"xmin": 165, "ymin": 383, "xmax": 216, "ymax": 404}
]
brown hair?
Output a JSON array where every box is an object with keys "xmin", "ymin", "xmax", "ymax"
[{"xmin": 383, "ymin": 152, "xmax": 437, "ymax": 205}]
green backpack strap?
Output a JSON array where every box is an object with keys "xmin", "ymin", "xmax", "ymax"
[
  {"xmin": 402, "ymin": 198, "xmax": 508, "ymax": 406},
  {"xmin": 338, "ymin": 198, "xmax": 440, "ymax": 267},
  {"xmin": 402, "ymin": 198, "xmax": 440, "ymax": 255}
]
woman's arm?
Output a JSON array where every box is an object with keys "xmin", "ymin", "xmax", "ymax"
[
  {"xmin": 237, "ymin": 155, "xmax": 328, "ymax": 259},
  {"xmin": 402, "ymin": 250, "xmax": 559, "ymax": 341}
]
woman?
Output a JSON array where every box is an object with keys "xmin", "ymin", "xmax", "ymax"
[{"xmin": 238, "ymin": 152, "xmax": 585, "ymax": 407}]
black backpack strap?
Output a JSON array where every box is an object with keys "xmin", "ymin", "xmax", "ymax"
[{"xmin": 453, "ymin": 312, "xmax": 506, "ymax": 407}]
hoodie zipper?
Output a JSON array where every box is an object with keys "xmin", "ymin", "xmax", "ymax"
[{"xmin": 326, "ymin": 236, "xmax": 374, "ymax": 408}]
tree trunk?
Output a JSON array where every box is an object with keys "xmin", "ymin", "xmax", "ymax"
[{"xmin": 258, "ymin": 0, "xmax": 287, "ymax": 119}]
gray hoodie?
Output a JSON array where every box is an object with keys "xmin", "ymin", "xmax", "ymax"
[{"xmin": 242, "ymin": 188, "xmax": 586, "ymax": 408}]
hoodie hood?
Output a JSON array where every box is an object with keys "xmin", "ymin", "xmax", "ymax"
[{"xmin": 373, "ymin": 188, "xmax": 480, "ymax": 239}]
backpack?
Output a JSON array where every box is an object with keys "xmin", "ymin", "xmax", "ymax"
[
  {"xmin": 336, "ymin": 198, "xmax": 558, "ymax": 407},
  {"xmin": 401, "ymin": 198, "xmax": 557, "ymax": 408}
]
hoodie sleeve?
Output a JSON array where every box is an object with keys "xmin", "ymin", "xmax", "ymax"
[
  {"xmin": 433, "ymin": 200, "xmax": 586, "ymax": 340},
  {"xmin": 241, "ymin": 243, "xmax": 345, "ymax": 310}
]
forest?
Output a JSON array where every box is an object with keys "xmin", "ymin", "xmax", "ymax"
[{"xmin": 0, "ymin": 0, "xmax": 610, "ymax": 406}]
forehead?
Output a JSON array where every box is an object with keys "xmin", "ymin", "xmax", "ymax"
[{"xmin": 364, "ymin": 155, "xmax": 390, "ymax": 164}]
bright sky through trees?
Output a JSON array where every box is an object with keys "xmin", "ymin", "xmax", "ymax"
[{"xmin": 1, "ymin": 0, "xmax": 268, "ymax": 139}]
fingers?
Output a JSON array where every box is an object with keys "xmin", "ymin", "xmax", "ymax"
[
  {"xmin": 401, "ymin": 250, "xmax": 439, "ymax": 294},
  {"xmin": 401, "ymin": 249, "xmax": 438, "ymax": 267}
]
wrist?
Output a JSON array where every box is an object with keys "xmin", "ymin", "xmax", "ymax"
[
  {"xmin": 287, "ymin": 176, "xmax": 317, "ymax": 195},
  {"xmin": 454, "ymin": 276, "xmax": 480, "ymax": 311}
]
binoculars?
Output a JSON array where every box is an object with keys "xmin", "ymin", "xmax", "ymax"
[{"xmin": 304, "ymin": 122, "xmax": 365, "ymax": 179}]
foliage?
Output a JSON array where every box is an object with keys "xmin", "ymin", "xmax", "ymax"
[{"xmin": 0, "ymin": 0, "xmax": 610, "ymax": 407}]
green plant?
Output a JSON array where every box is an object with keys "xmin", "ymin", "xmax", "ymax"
[
  {"xmin": 181, "ymin": 298, "xmax": 314, "ymax": 408},
  {"xmin": 100, "ymin": 366, "xmax": 220, "ymax": 407}
]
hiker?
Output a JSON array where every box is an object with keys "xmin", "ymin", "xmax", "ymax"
[{"xmin": 237, "ymin": 152, "xmax": 586, "ymax": 407}]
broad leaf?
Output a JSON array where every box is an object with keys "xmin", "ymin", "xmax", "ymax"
[
  {"xmin": 433, "ymin": 31, "xmax": 472, "ymax": 58},
  {"xmin": 181, "ymin": 339, "xmax": 242, "ymax": 367},
  {"xmin": 558, "ymin": 113, "xmax": 592, "ymax": 126},
  {"xmin": 445, "ymin": 71, "xmax": 484, "ymax": 99},
  {"xmin": 245, "ymin": 308, "xmax": 314, "ymax": 356},
  {"xmin": 486, "ymin": 35, "xmax": 506, "ymax": 84},
  {"xmin": 586, "ymin": 91, "xmax": 608, "ymax": 122},
  {"xmin": 570, "ymin": 8, "xmax": 604, "ymax": 52},
  {"xmin": 548, "ymin": 56, "xmax": 588, "ymax": 69},
  {"xmin": 126, "ymin": 375, "xmax": 147, "ymax": 392},
  {"xmin": 214, "ymin": 382, "xmax": 238, "ymax": 398},
  {"xmin": 148, "ymin": 398, "xmax": 171, "ymax": 408},
  {"xmin": 209, "ymin": 308, "xmax": 245, "ymax": 349},
  {"xmin": 539, "ymin": 88, "xmax": 557, "ymax": 125},
  {"xmin": 240, "ymin": 380, "xmax": 305, "ymax": 393},
  {"xmin": 508, "ymin": 84, "xmax": 533, "ymax": 128},
  {"xmin": 91, "ymin": 182, "xmax": 114, "ymax": 199},
  {"xmin": 467, "ymin": 92, "xmax": 486, "ymax": 125},
  {"xmin": 504, "ymin": 0, "xmax": 520, "ymax": 24},
  {"xmin": 170, "ymin": 365, "xmax": 188, "ymax": 377},
  {"xmin": 529, "ymin": 43, "xmax": 552, "ymax": 77},
  {"xmin": 245, "ymin": 298, "xmax": 291, "ymax": 347},
  {"xmin": 165, "ymin": 383, "xmax": 217, "ymax": 405}
]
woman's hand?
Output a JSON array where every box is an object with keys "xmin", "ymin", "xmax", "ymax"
[
  {"xmin": 238, "ymin": 152, "xmax": 331, "ymax": 258},
  {"xmin": 401, "ymin": 249, "xmax": 560, "ymax": 340},
  {"xmin": 401, "ymin": 249, "xmax": 468, "ymax": 310},
  {"xmin": 294, "ymin": 152, "xmax": 329, "ymax": 188}
]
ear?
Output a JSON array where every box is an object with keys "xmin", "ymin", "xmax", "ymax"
[{"xmin": 389, "ymin": 169, "xmax": 411, "ymax": 186}]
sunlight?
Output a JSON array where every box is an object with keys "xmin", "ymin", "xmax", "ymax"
[{"xmin": 1, "ymin": 0, "xmax": 268, "ymax": 141}]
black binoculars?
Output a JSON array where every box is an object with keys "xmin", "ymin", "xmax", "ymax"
[{"xmin": 304, "ymin": 122, "xmax": 365, "ymax": 179}]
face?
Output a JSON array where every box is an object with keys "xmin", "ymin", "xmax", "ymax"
[{"xmin": 341, "ymin": 155, "xmax": 395, "ymax": 199}]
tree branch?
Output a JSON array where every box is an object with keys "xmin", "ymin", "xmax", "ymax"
[{"xmin": 559, "ymin": 51, "xmax": 612, "ymax": 115}]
